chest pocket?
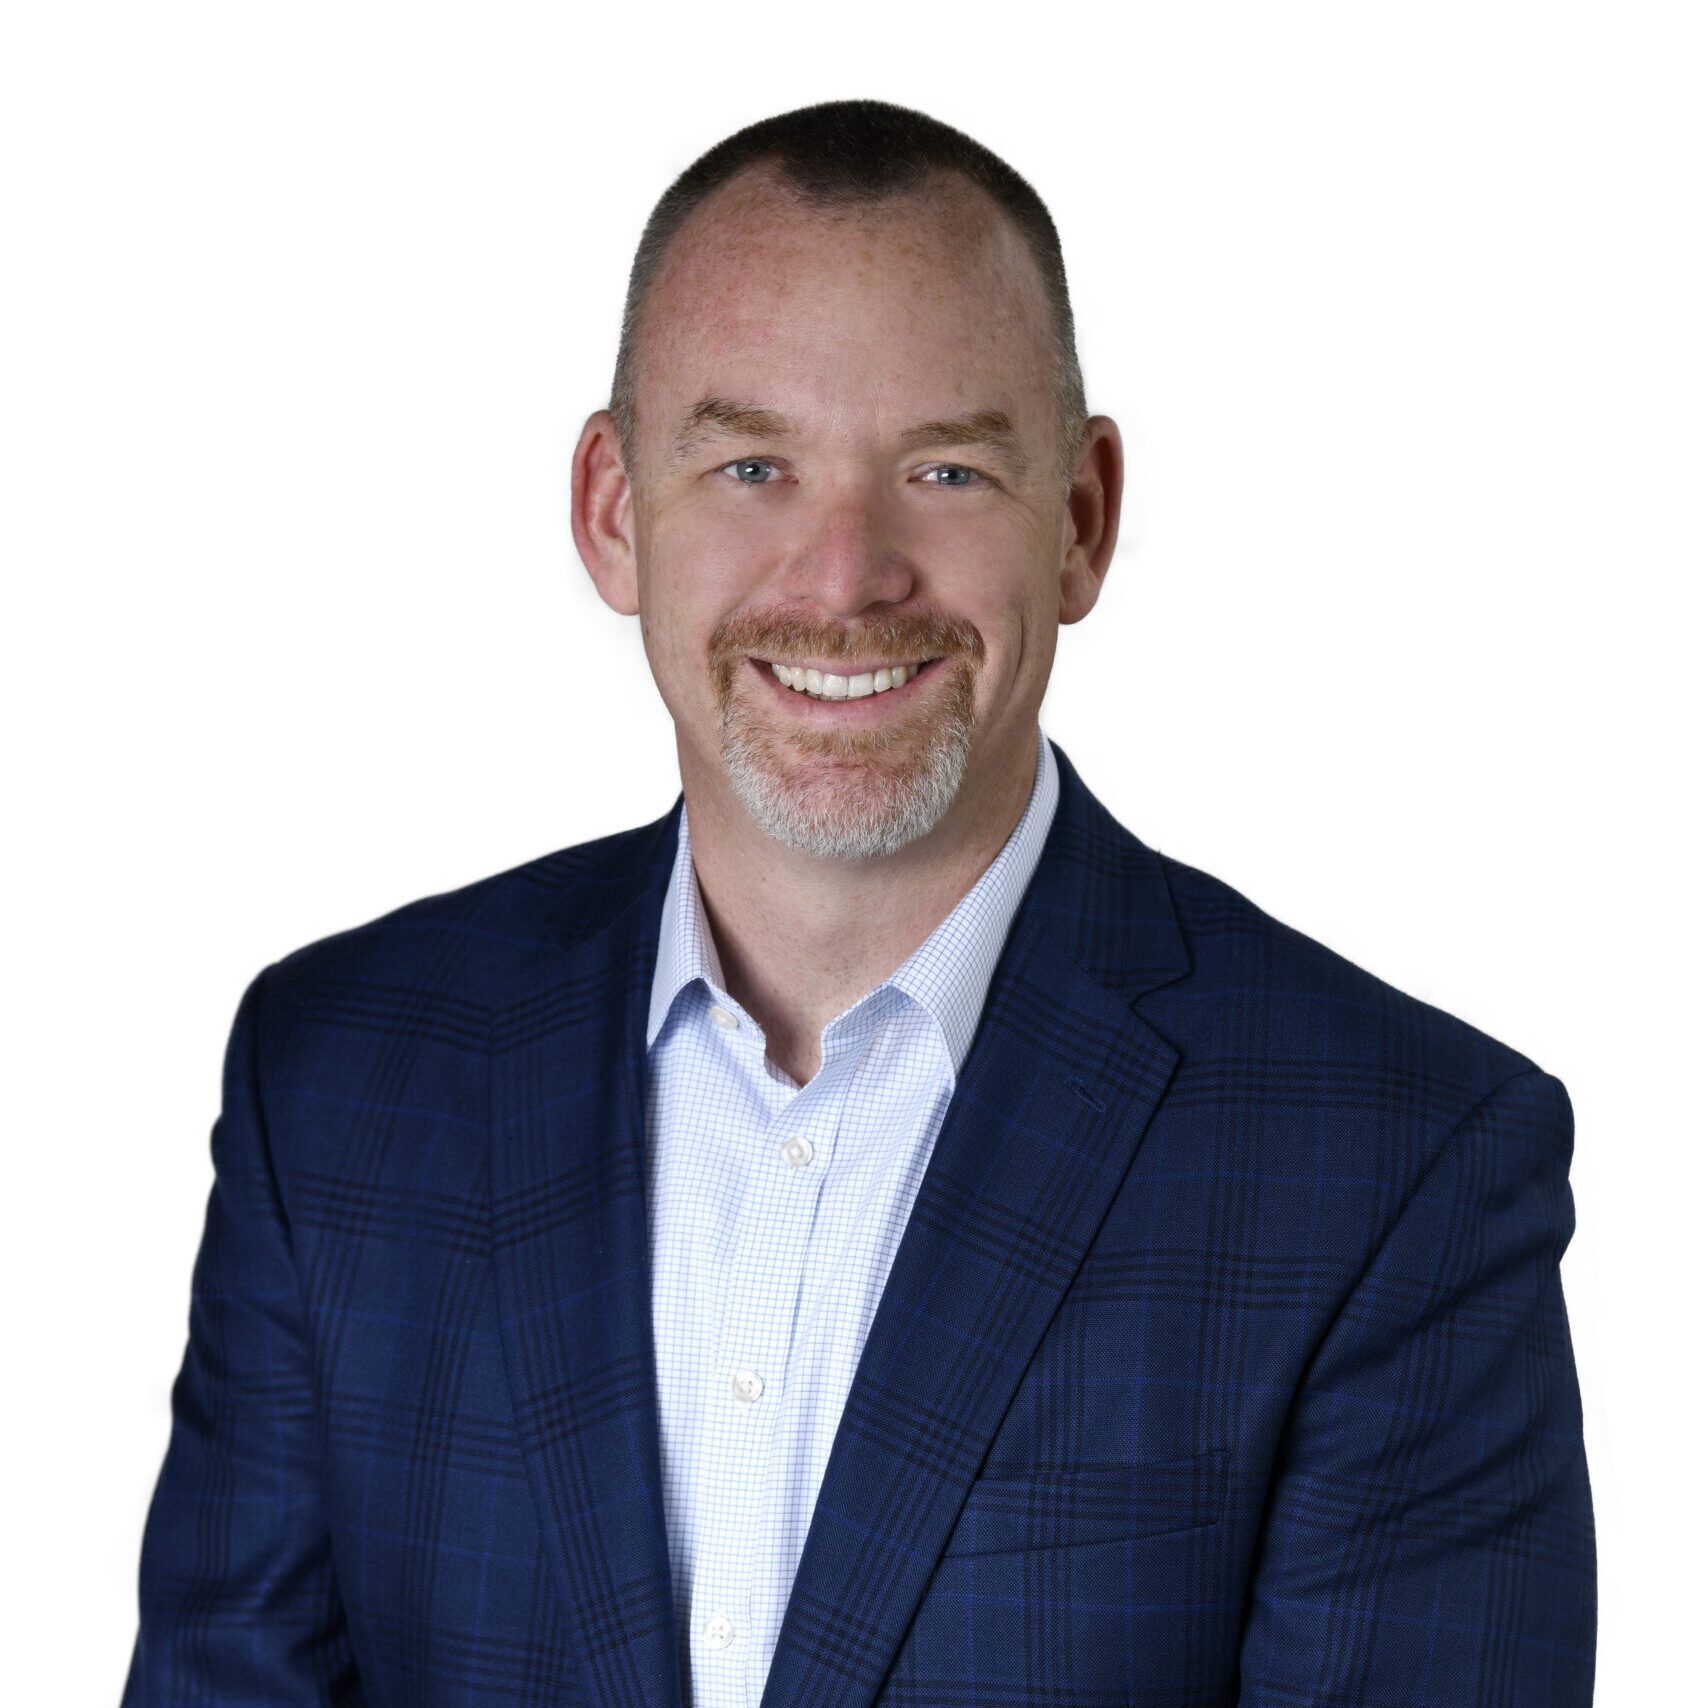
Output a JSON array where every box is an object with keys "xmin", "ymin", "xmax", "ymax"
[{"xmin": 941, "ymin": 1448, "xmax": 1229, "ymax": 1557}]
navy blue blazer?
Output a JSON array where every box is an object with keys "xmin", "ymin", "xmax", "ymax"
[{"xmin": 124, "ymin": 748, "xmax": 1594, "ymax": 1706}]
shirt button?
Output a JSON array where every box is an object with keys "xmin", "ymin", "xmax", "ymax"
[
  {"xmin": 703, "ymin": 1614, "xmax": 734, "ymax": 1650},
  {"xmin": 781, "ymin": 1135, "xmax": 814, "ymax": 1169},
  {"xmin": 731, "ymin": 1367, "xmax": 765, "ymax": 1404},
  {"xmin": 709, "ymin": 1006, "xmax": 738, "ymax": 1031}
]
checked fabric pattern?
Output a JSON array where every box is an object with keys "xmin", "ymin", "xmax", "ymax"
[{"xmin": 123, "ymin": 746, "xmax": 1594, "ymax": 1706}]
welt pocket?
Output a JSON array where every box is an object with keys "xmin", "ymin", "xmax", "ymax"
[{"xmin": 941, "ymin": 1449, "xmax": 1229, "ymax": 1558}]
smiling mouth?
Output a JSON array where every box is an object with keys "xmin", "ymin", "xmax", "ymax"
[{"xmin": 763, "ymin": 658, "xmax": 936, "ymax": 701}]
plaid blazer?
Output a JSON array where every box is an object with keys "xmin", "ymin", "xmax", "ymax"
[{"xmin": 124, "ymin": 747, "xmax": 1594, "ymax": 1706}]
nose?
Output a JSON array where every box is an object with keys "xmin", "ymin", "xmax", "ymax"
[{"xmin": 779, "ymin": 482, "xmax": 917, "ymax": 617}]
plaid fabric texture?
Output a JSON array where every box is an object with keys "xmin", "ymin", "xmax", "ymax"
[{"xmin": 123, "ymin": 745, "xmax": 1594, "ymax": 1706}]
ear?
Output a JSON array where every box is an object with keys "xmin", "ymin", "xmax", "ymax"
[
  {"xmin": 571, "ymin": 410, "xmax": 639, "ymax": 616},
  {"xmin": 1058, "ymin": 415, "xmax": 1123, "ymax": 625}
]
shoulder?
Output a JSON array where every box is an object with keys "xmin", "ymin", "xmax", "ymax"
[
  {"xmin": 1148, "ymin": 846, "xmax": 1558, "ymax": 1153},
  {"xmin": 1044, "ymin": 748, "xmax": 1546, "ymax": 1131},
  {"xmin": 251, "ymin": 805, "xmax": 681, "ymax": 1035}
]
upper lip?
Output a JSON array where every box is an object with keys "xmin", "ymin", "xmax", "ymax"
[{"xmin": 756, "ymin": 656, "xmax": 933, "ymax": 673}]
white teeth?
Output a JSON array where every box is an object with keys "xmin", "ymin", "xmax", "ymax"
[{"xmin": 768, "ymin": 660, "xmax": 925, "ymax": 699}]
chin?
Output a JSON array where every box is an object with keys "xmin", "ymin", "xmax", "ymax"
[{"xmin": 719, "ymin": 687, "xmax": 975, "ymax": 861}]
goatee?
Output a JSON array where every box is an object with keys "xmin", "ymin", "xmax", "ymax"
[{"xmin": 708, "ymin": 608, "xmax": 983, "ymax": 860}]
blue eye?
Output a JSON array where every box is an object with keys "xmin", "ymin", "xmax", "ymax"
[
  {"xmin": 921, "ymin": 464, "xmax": 979, "ymax": 486},
  {"xmin": 726, "ymin": 458, "xmax": 780, "ymax": 484}
]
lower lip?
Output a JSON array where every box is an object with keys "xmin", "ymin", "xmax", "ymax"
[{"xmin": 749, "ymin": 656, "xmax": 941, "ymax": 720}]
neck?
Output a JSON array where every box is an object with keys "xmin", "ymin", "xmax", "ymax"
[{"xmin": 681, "ymin": 725, "xmax": 1040, "ymax": 1084}]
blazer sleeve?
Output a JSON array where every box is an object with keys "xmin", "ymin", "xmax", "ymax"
[
  {"xmin": 1237, "ymin": 1068, "xmax": 1595, "ymax": 1706},
  {"xmin": 122, "ymin": 969, "xmax": 366, "ymax": 1706}
]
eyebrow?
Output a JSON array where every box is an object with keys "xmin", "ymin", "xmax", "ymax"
[
  {"xmin": 675, "ymin": 397, "xmax": 792, "ymax": 456},
  {"xmin": 898, "ymin": 409, "xmax": 1030, "ymax": 473},
  {"xmin": 672, "ymin": 398, "xmax": 1032, "ymax": 474}
]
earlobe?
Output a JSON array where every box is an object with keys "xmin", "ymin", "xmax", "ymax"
[
  {"xmin": 1058, "ymin": 415, "xmax": 1124, "ymax": 625},
  {"xmin": 571, "ymin": 410, "xmax": 640, "ymax": 616}
]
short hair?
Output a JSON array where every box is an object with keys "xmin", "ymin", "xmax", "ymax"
[{"xmin": 609, "ymin": 99, "xmax": 1087, "ymax": 474}]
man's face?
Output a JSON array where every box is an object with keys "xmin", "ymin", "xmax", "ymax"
[{"xmin": 587, "ymin": 167, "xmax": 1109, "ymax": 860}]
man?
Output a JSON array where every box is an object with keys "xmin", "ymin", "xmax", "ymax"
[{"xmin": 124, "ymin": 101, "xmax": 1594, "ymax": 1707}]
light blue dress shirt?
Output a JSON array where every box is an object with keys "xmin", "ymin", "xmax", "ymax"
[{"xmin": 644, "ymin": 735, "xmax": 1060, "ymax": 1708}]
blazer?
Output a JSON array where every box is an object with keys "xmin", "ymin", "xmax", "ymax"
[{"xmin": 124, "ymin": 747, "xmax": 1595, "ymax": 1706}]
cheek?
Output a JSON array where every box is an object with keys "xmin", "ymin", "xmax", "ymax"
[
  {"xmin": 632, "ymin": 570, "xmax": 712, "ymax": 725},
  {"xmin": 645, "ymin": 506, "xmax": 789, "ymax": 626},
  {"xmin": 638, "ymin": 519, "xmax": 742, "ymax": 645},
  {"xmin": 915, "ymin": 518, "xmax": 1054, "ymax": 651},
  {"xmin": 912, "ymin": 497, "xmax": 1051, "ymax": 590}
]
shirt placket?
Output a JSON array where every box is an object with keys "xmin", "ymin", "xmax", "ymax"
[{"xmin": 689, "ymin": 1017, "xmax": 860, "ymax": 1708}]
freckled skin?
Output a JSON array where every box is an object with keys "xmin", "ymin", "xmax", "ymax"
[{"xmin": 572, "ymin": 166, "xmax": 1122, "ymax": 1081}]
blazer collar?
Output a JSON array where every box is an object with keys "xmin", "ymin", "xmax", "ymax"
[
  {"xmin": 1022, "ymin": 741, "xmax": 1191, "ymax": 1007},
  {"xmin": 492, "ymin": 745, "xmax": 1189, "ymax": 1708}
]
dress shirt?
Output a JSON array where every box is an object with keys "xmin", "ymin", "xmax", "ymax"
[{"xmin": 644, "ymin": 734, "xmax": 1060, "ymax": 1708}]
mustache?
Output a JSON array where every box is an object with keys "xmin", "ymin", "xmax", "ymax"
[{"xmin": 708, "ymin": 608, "xmax": 984, "ymax": 698}]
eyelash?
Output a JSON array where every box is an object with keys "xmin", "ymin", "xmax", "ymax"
[
  {"xmin": 716, "ymin": 459, "xmax": 781, "ymax": 487},
  {"xmin": 917, "ymin": 464, "xmax": 987, "ymax": 488},
  {"xmin": 713, "ymin": 459, "xmax": 991, "ymax": 488}
]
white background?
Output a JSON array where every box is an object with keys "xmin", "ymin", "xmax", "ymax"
[{"xmin": 4, "ymin": 2, "xmax": 1697, "ymax": 1699}]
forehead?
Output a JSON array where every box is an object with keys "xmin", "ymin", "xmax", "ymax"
[{"xmin": 634, "ymin": 167, "xmax": 1055, "ymax": 436}]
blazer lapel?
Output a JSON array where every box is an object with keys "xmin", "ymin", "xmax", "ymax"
[
  {"xmin": 760, "ymin": 747, "xmax": 1190, "ymax": 1708},
  {"xmin": 488, "ymin": 810, "xmax": 682, "ymax": 1708},
  {"xmin": 762, "ymin": 928, "xmax": 1179, "ymax": 1708}
]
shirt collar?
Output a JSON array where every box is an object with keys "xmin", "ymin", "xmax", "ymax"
[
  {"xmin": 646, "ymin": 733, "xmax": 1060, "ymax": 1076},
  {"xmin": 647, "ymin": 796, "xmax": 730, "ymax": 1049}
]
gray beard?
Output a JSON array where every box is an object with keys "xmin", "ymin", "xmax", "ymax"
[{"xmin": 719, "ymin": 709, "xmax": 973, "ymax": 860}]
